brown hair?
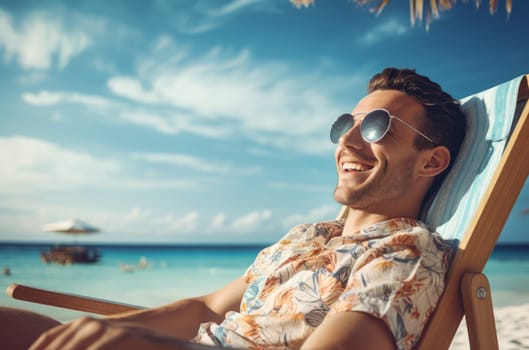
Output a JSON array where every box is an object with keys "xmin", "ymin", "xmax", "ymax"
[{"xmin": 367, "ymin": 67, "xmax": 466, "ymax": 196}]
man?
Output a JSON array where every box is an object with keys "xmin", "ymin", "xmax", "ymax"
[{"xmin": 1, "ymin": 67, "xmax": 466, "ymax": 350}]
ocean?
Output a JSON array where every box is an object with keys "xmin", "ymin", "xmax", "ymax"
[{"xmin": 1, "ymin": 243, "xmax": 529, "ymax": 322}]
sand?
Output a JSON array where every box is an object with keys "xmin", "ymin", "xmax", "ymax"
[{"xmin": 450, "ymin": 303, "xmax": 529, "ymax": 349}]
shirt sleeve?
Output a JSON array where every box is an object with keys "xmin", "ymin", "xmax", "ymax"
[{"xmin": 328, "ymin": 230, "xmax": 454, "ymax": 350}]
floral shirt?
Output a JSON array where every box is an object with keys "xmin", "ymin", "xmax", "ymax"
[{"xmin": 193, "ymin": 218, "xmax": 455, "ymax": 350}]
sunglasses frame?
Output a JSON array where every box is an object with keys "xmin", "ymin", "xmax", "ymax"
[{"xmin": 330, "ymin": 108, "xmax": 435, "ymax": 144}]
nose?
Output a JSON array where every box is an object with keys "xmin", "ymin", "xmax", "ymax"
[{"xmin": 338, "ymin": 120, "xmax": 365, "ymax": 150}]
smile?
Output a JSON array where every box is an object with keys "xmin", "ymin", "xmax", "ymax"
[{"xmin": 342, "ymin": 162, "xmax": 373, "ymax": 172}]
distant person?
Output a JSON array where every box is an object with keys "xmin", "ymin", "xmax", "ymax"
[
  {"xmin": 3, "ymin": 265, "xmax": 10, "ymax": 276},
  {"xmin": 138, "ymin": 256, "xmax": 149, "ymax": 269},
  {"xmin": 0, "ymin": 67, "xmax": 466, "ymax": 350}
]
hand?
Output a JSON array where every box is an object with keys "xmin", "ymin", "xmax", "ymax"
[{"xmin": 29, "ymin": 316, "xmax": 210, "ymax": 350}]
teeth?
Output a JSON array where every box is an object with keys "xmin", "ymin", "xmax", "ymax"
[{"xmin": 343, "ymin": 162, "xmax": 370, "ymax": 172}]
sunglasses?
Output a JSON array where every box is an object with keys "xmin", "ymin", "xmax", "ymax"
[{"xmin": 330, "ymin": 109, "xmax": 435, "ymax": 144}]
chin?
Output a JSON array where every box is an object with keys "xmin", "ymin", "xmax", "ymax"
[{"xmin": 333, "ymin": 188, "xmax": 352, "ymax": 206}]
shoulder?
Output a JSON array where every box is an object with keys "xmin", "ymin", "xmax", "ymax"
[
  {"xmin": 383, "ymin": 219, "xmax": 455, "ymax": 248},
  {"xmin": 368, "ymin": 219, "xmax": 456, "ymax": 266},
  {"xmin": 279, "ymin": 220, "xmax": 344, "ymax": 243}
]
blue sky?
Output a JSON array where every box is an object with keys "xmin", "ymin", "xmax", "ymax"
[{"xmin": 1, "ymin": 0, "xmax": 528, "ymax": 244}]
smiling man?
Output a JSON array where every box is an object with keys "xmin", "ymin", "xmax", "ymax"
[
  {"xmin": 334, "ymin": 88, "xmax": 450, "ymax": 232},
  {"xmin": 1, "ymin": 68, "xmax": 466, "ymax": 350}
]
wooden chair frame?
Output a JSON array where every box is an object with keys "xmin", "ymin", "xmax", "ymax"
[{"xmin": 417, "ymin": 75, "xmax": 529, "ymax": 350}]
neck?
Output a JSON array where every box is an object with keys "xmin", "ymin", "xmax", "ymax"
[{"xmin": 341, "ymin": 204, "xmax": 421, "ymax": 236}]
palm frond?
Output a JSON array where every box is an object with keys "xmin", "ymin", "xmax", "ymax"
[
  {"xmin": 289, "ymin": 0, "xmax": 513, "ymax": 26},
  {"xmin": 506, "ymin": 0, "xmax": 512, "ymax": 16},
  {"xmin": 439, "ymin": 0, "xmax": 455, "ymax": 10},
  {"xmin": 490, "ymin": 0, "xmax": 498, "ymax": 13},
  {"xmin": 429, "ymin": 0, "xmax": 440, "ymax": 20},
  {"xmin": 368, "ymin": 0, "xmax": 391, "ymax": 16}
]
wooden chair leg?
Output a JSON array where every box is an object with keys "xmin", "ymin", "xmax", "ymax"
[{"xmin": 460, "ymin": 272, "xmax": 499, "ymax": 350}]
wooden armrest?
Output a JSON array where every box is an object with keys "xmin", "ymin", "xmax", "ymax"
[{"xmin": 7, "ymin": 283, "xmax": 144, "ymax": 316}]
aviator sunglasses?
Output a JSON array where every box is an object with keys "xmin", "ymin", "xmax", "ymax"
[{"xmin": 330, "ymin": 109, "xmax": 435, "ymax": 144}]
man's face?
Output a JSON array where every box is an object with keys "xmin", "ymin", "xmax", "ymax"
[{"xmin": 333, "ymin": 89, "xmax": 429, "ymax": 215}]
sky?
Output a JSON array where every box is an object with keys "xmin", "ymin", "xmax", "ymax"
[{"xmin": 1, "ymin": 0, "xmax": 528, "ymax": 245}]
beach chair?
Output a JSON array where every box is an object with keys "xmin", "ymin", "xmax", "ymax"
[
  {"xmin": 7, "ymin": 74, "xmax": 529, "ymax": 349},
  {"xmin": 417, "ymin": 73, "xmax": 529, "ymax": 350},
  {"xmin": 336, "ymin": 72, "xmax": 529, "ymax": 349}
]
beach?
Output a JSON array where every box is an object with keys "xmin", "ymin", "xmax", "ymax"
[
  {"xmin": 451, "ymin": 303, "xmax": 529, "ymax": 349},
  {"xmin": 1, "ymin": 243, "xmax": 529, "ymax": 349}
]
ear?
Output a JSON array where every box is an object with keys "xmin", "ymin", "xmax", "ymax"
[{"xmin": 418, "ymin": 146, "xmax": 451, "ymax": 178}]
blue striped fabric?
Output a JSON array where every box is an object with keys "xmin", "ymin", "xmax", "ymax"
[{"xmin": 421, "ymin": 75, "xmax": 525, "ymax": 242}]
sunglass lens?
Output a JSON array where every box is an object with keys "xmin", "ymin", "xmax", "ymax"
[
  {"xmin": 361, "ymin": 110, "xmax": 390, "ymax": 142},
  {"xmin": 330, "ymin": 113, "xmax": 355, "ymax": 144}
]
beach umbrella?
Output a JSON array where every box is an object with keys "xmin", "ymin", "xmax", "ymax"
[
  {"xmin": 41, "ymin": 218, "xmax": 101, "ymax": 235},
  {"xmin": 41, "ymin": 219, "xmax": 101, "ymax": 264},
  {"xmin": 290, "ymin": 0, "xmax": 513, "ymax": 27}
]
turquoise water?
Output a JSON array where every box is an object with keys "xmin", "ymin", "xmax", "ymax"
[
  {"xmin": 1, "ymin": 243, "xmax": 528, "ymax": 322},
  {"xmin": 0, "ymin": 243, "xmax": 260, "ymax": 321}
]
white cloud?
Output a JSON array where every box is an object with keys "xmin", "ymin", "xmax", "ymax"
[
  {"xmin": 135, "ymin": 152, "xmax": 231, "ymax": 173},
  {"xmin": 22, "ymin": 90, "xmax": 113, "ymax": 108},
  {"xmin": 0, "ymin": 136, "xmax": 199, "ymax": 194},
  {"xmin": 0, "ymin": 136, "xmax": 120, "ymax": 192},
  {"xmin": 124, "ymin": 207, "xmax": 152, "ymax": 223},
  {"xmin": 212, "ymin": 0, "xmax": 268, "ymax": 17},
  {"xmin": 168, "ymin": 0, "xmax": 275, "ymax": 34},
  {"xmin": 208, "ymin": 213, "xmax": 226, "ymax": 231},
  {"xmin": 231, "ymin": 209, "xmax": 272, "ymax": 233},
  {"xmin": 132, "ymin": 152, "xmax": 261, "ymax": 175},
  {"xmin": 22, "ymin": 90, "xmax": 62, "ymax": 105},
  {"xmin": 0, "ymin": 198, "xmax": 101, "ymax": 238},
  {"xmin": 0, "ymin": 9, "xmax": 91, "ymax": 70},
  {"xmin": 119, "ymin": 111, "xmax": 185, "ymax": 135},
  {"xmin": 95, "ymin": 207, "xmax": 274, "ymax": 239},
  {"xmin": 357, "ymin": 19, "xmax": 408, "ymax": 45},
  {"xmin": 104, "ymin": 208, "xmax": 203, "ymax": 236},
  {"xmin": 112, "ymin": 208, "xmax": 275, "ymax": 237},
  {"xmin": 109, "ymin": 178, "xmax": 199, "ymax": 191},
  {"xmin": 107, "ymin": 76, "xmax": 160, "ymax": 104},
  {"xmin": 16, "ymin": 31, "xmax": 361, "ymax": 155},
  {"xmin": 164, "ymin": 211, "xmax": 201, "ymax": 232},
  {"xmin": 121, "ymin": 110, "xmax": 234, "ymax": 138},
  {"xmin": 106, "ymin": 41, "xmax": 359, "ymax": 155},
  {"xmin": 0, "ymin": 193, "xmax": 338, "ymax": 242}
]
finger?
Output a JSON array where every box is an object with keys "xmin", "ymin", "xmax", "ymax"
[
  {"xmin": 29, "ymin": 322, "xmax": 74, "ymax": 350},
  {"xmin": 85, "ymin": 326, "xmax": 125, "ymax": 350},
  {"xmin": 61, "ymin": 318, "xmax": 106, "ymax": 350},
  {"xmin": 29, "ymin": 317, "xmax": 97, "ymax": 350},
  {"xmin": 84, "ymin": 323, "xmax": 168, "ymax": 350},
  {"xmin": 86, "ymin": 322, "xmax": 166, "ymax": 350}
]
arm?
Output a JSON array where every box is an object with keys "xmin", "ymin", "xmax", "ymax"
[
  {"xmin": 29, "ymin": 276, "xmax": 248, "ymax": 350},
  {"xmin": 301, "ymin": 311, "xmax": 396, "ymax": 350},
  {"xmin": 105, "ymin": 276, "xmax": 248, "ymax": 340}
]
